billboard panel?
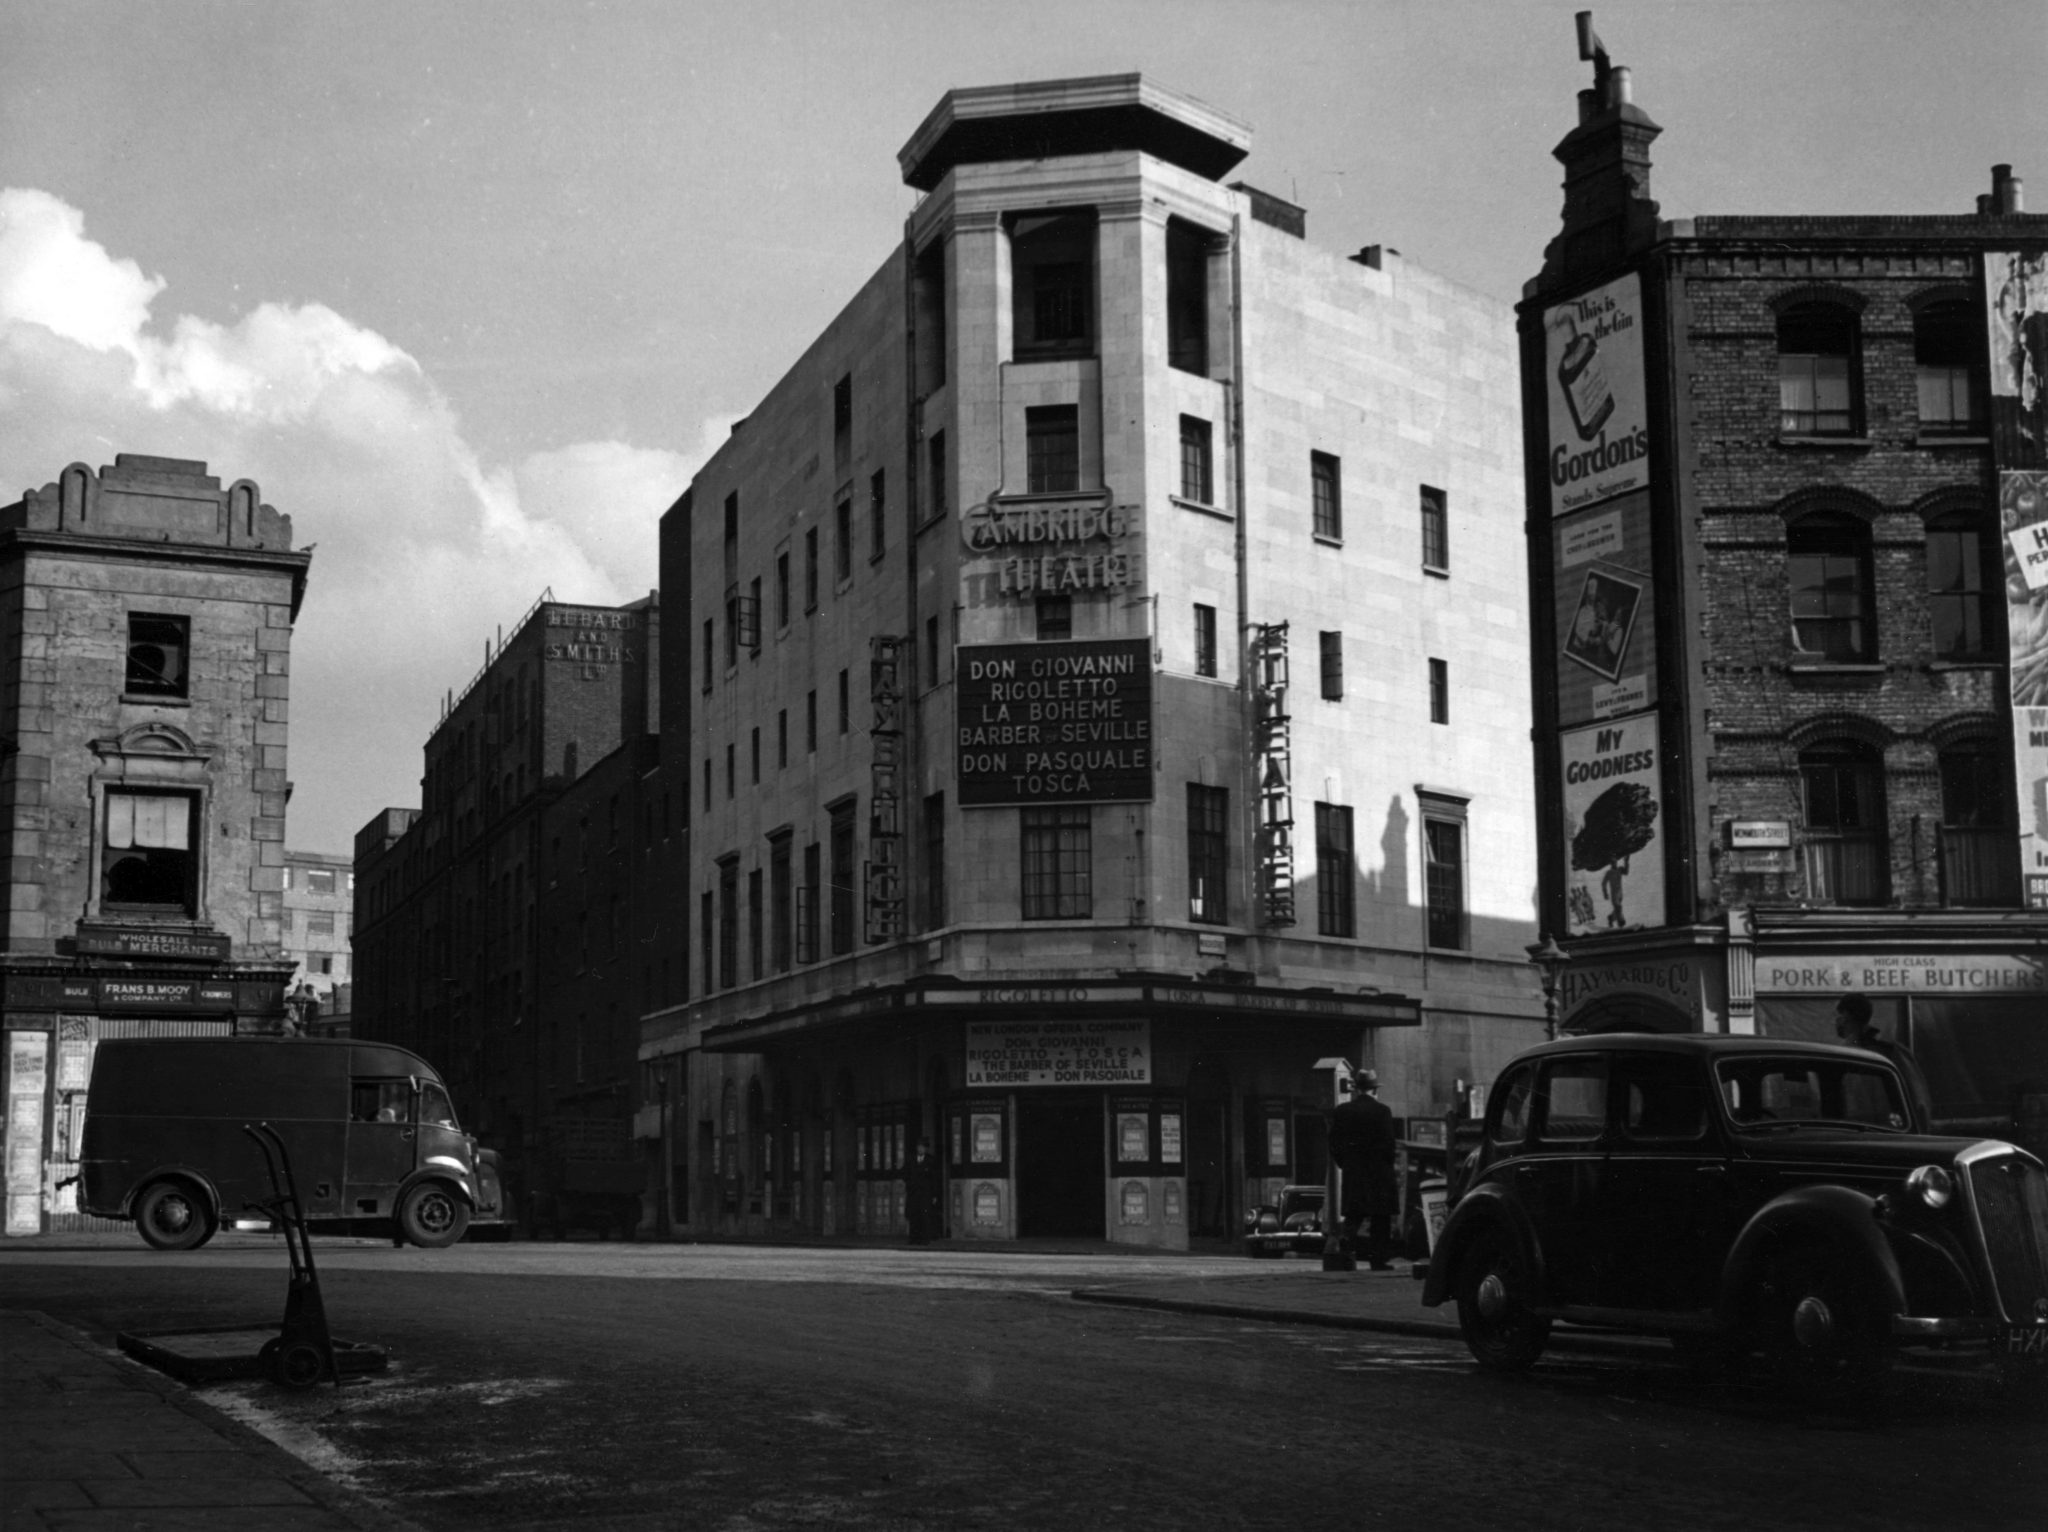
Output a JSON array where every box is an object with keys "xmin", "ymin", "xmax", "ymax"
[
  {"xmin": 1545, "ymin": 272, "xmax": 1650, "ymax": 516},
  {"xmin": 1560, "ymin": 713, "xmax": 1666, "ymax": 936},
  {"xmin": 1988, "ymin": 252, "xmax": 2048, "ymax": 470},
  {"xmin": 956, "ymin": 638, "xmax": 1153, "ymax": 806},
  {"xmin": 1553, "ymin": 490, "xmax": 1657, "ymax": 724}
]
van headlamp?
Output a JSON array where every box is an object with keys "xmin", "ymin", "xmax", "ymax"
[{"xmin": 1904, "ymin": 1164, "xmax": 1953, "ymax": 1210}]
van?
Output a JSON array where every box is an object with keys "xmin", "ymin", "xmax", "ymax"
[{"xmin": 80, "ymin": 1038, "xmax": 503, "ymax": 1250}]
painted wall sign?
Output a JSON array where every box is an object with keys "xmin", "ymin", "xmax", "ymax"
[
  {"xmin": 1559, "ymin": 713, "xmax": 1666, "ymax": 936},
  {"xmin": 1545, "ymin": 272, "xmax": 1650, "ymax": 516},
  {"xmin": 73, "ymin": 926, "xmax": 230, "ymax": 960},
  {"xmin": 1727, "ymin": 820, "xmax": 1793, "ymax": 849},
  {"xmin": 1756, "ymin": 953, "xmax": 2048, "ymax": 995},
  {"xmin": 963, "ymin": 1019, "xmax": 1151, "ymax": 1087},
  {"xmin": 955, "ymin": 638, "xmax": 1152, "ymax": 805}
]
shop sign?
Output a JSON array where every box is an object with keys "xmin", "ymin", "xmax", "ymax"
[
  {"xmin": 73, "ymin": 926, "xmax": 230, "ymax": 961},
  {"xmin": 1755, "ymin": 953, "xmax": 2048, "ymax": 995},
  {"xmin": 1559, "ymin": 956, "xmax": 1696, "ymax": 1013},
  {"xmin": 95, "ymin": 980, "xmax": 237, "ymax": 1011},
  {"xmin": 1545, "ymin": 272, "xmax": 1649, "ymax": 516},
  {"xmin": 1727, "ymin": 820, "xmax": 1792, "ymax": 849},
  {"xmin": 1553, "ymin": 491, "xmax": 1658, "ymax": 724},
  {"xmin": 955, "ymin": 639, "xmax": 1152, "ymax": 806},
  {"xmin": 1559, "ymin": 714, "xmax": 1666, "ymax": 936},
  {"xmin": 963, "ymin": 1019, "xmax": 1150, "ymax": 1087}
]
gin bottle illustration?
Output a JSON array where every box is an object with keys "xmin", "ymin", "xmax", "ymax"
[{"xmin": 1557, "ymin": 311, "xmax": 1615, "ymax": 442}]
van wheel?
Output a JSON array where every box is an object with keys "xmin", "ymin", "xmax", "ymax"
[
  {"xmin": 135, "ymin": 1180, "xmax": 214, "ymax": 1252},
  {"xmin": 398, "ymin": 1182, "xmax": 470, "ymax": 1248},
  {"xmin": 1455, "ymin": 1226, "xmax": 1551, "ymax": 1371}
]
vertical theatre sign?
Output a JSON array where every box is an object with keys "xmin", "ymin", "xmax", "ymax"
[
  {"xmin": 1251, "ymin": 623, "xmax": 1295, "ymax": 926},
  {"xmin": 1988, "ymin": 252, "xmax": 2048, "ymax": 904},
  {"xmin": 866, "ymin": 635, "xmax": 905, "ymax": 942}
]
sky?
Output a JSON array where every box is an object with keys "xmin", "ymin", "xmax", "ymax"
[{"xmin": 1, "ymin": 0, "xmax": 2042, "ymax": 850}]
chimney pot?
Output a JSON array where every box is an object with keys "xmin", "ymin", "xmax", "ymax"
[
  {"xmin": 1979, "ymin": 193, "xmax": 1996, "ymax": 216},
  {"xmin": 1609, "ymin": 66, "xmax": 1633, "ymax": 108},
  {"xmin": 1577, "ymin": 87, "xmax": 1598, "ymax": 124},
  {"xmin": 1352, "ymin": 245, "xmax": 1384, "ymax": 270}
]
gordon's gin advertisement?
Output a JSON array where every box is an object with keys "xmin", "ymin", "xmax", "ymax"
[{"xmin": 1546, "ymin": 273, "xmax": 1650, "ymax": 516}]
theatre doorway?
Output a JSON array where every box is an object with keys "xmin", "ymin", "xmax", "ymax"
[{"xmin": 1016, "ymin": 1094, "xmax": 1104, "ymax": 1238}]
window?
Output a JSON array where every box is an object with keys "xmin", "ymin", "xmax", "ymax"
[
  {"xmin": 725, "ymin": 742, "xmax": 735, "ymax": 799},
  {"xmin": 1026, "ymin": 405, "xmax": 1080, "ymax": 494},
  {"xmin": 928, "ymin": 431, "xmax": 947, "ymax": 519},
  {"xmin": 701, "ymin": 618, "xmax": 714, "ymax": 692},
  {"xmin": 837, "ymin": 668, "xmax": 849, "ymax": 734},
  {"xmin": 833, "ymin": 372, "xmax": 852, "ymax": 443},
  {"xmin": 777, "ymin": 710, "xmax": 788, "ymax": 769},
  {"xmin": 700, "ymin": 891, "xmax": 714, "ymax": 995},
  {"xmin": 870, "ymin": 469, "xmax": 886, "ymax": 560},
  {"xmin": 748, "ymin": 868, "xmax": 764, "ymax": 982},
  {"xmin": 835, "ymin": 498, "xmax": 852, "ymax": 582},
  {"xmin": 769, "ymin": 833, "xmax": 793, "ymax": 972},
  {"xmin": 922, "ymin": 793, "xmax": 946, "ymax": 929},
  {"xmin": 702, "ymin": 757, "xmax": 711, "ymax": 813},
  {"xmin": 1424, "ymin": 817, "xmax": 1466, "ymax": 950},
  {"xmin": 1421, "ymin": 485, "xmax": 1449, "ymax": 572},
  {"xmin": 775, "ymin": 551, "xmax": 790, "ymax": 629},
  {"xmin": 723, "ymin": 490, "xmax": 739, "ymax": 544},
  {"xmin": 1179, "ymin": 415, "xmax": 1213, "ymax": 504},
  {"xmin": 1166, "ymin": 219, "xmax": 1210, "ymax": 375},
  {"xmin": 806, "ymin": 691, "xmax": 817, "ymax": 753},
  {"xmin": 1021, "ymin": 807, "xmax": 1091, "ymax": 918},
  {"xmin": 1927, "ymin": 509, "xmax": 1997, "ymax": 659},
  {"xmin": 1788, "ymin": 512, "xmax": 1874, "ymax": 661},
  {"xmin": 1536, "ymin": 1056, "xmax": 1607, "ymax": 1142},
  {"xmin": 103, "ymin": 790, "xmax": 196, "ymax": 913},
  {"xmin": 1311, "ymin": 452, "xmax": 1342, "ymax": 540},
  {"xmin": 746, "ymin": 577, "xmax": 761, "ymax": 652},
  {"xmin": 1800, "ymin": 739, "xmax": 1889, "ymax": 905},
  {"xmin": 925, "ymin": 614, "xmax": 940, "ymax": 687},
  {"xmin": 1314, "ymin": 802, "xmax": 1355, "ymax": 937},
  {"xmin": 1429, "ymin": 658, "xmax": 1449, "ymax": 724},
  {"xmin": 1035, "ymin": 594, "xmax": 1071, "ymax": 641},
  {"xmin": 1187, "ymin": 784, "xmax": 1227, "ymax": 925},
  {"xmin": 1777, "ymin": 302, "xmax": 1858, "ymax": 434},
  {"xmin": 717, "ymin": 858, "xmax": 739, "ymax": 989},
  {"xmin": 1194, "ymin": 604, "xmax": 1217, "ymax": 678},
  {"xmin": 750, "ymin": 727, "xmax": 761, "ymax": 785},
  {"xmin": 1939, "ymin": 743, "xmax": 2020, "ymax": 906},
  {"xmin": 829, "ymin": 801, "xmax": 855, "ymax": 955},
  {"xmin": 804, "ymin": 527, "xmax": 819, "ymax": 611},
  {"xmin": 1915, "ymin": 301, "xmax": 1984, "ymax": 435},
  {"xmin": 126, "ymin": 614, "xmax": 189, "ymax": 699},
  {"xmin": 307, "ymin": 912, "xmax": 336, "ymax": 938},
  {"xmin": 799, "ymin": 842, "xmax": 821, "ymax": 964},
  {"xmin": 1011, "ymin": 211, "xmax": 1094, "ymax": 356},
  {"xmin": 1319, "ymin": 631, "xmax": 1343, "ymax": 701},
  {"xmin": 305, "ymin": 868, "xmax": 337, "ymax": 895}
]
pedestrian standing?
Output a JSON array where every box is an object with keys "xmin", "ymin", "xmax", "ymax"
[
  {"xmin": 1834, "ymin": 991, "xmax": 1935, "ymax": 1128},
  {"xmin": 1327, "ymin": 1068, "xmax": 1399, "ymax": 1270},
  {"xmin": 905, "ymin": 1138, "xmax": 942, "ymax": 1245}
]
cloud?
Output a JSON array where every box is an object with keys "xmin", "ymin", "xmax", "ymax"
[{"xmin": 0, "ymin": 188, "xmax": 703, "ymax": 849}]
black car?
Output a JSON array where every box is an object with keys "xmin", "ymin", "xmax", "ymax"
[
  {"xmin": 1421, "ymin": 1035, "xmax": 2048, "ymax": 1389},
  {"xmin": 1244, "ymin": 1184, "xmax": 1327, "ymax": 1258}
]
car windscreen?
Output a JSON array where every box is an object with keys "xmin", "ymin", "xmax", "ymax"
[{"xmin": 1714, "ymin": 1055, "xmax": 1909, "ymax": 1131}]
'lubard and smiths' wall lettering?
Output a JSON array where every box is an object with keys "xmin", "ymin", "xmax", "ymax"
[
  {"xmin": 960, "ymin": 496, "xmax": 1141, "ymax": 598},
  {"xmin": 544, "ymin": 607, "xmax": 639, "ymax": 666},
  {"xmin": 866, "ymin": 635, "xmax": 905, "ymax": 943},
  {"xmin": 955, "ymin": 639, "xmax": 1152, "ymax": 805}
]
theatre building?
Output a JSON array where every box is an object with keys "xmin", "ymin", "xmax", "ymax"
[
  {"xmin": 0, "ymin": 456, "xmax": 311, "ymax": 1235},
  {"xmin": 642, "ymin": 75, "xmax": 1543, "ymax": 1248},
  {"xmin": 1520, "ymin": 25, "xmax": 2048, "ymax": 1154}
]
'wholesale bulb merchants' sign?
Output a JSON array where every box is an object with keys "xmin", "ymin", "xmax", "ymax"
[{"xmin": 955, "ymin": 638, "xmax": 1153, "ymax": 805}]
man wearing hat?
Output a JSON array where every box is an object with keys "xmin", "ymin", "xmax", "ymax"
[{"xmin": 1328, "ymin": 1067, "xmax": 1399, "ymax": 1270}]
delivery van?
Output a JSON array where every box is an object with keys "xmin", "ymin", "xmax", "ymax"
[{"xmin": 80, "ymin": 1038, "xmax": 503, "ymax": 1250}]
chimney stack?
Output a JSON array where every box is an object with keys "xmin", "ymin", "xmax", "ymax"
[
  {"xmin": 1992, "ymin": 164, "xmax": 2025, "ymax": 215},
  {"xmin": 1539, "ymin": 13, "xmax": 1662, "ymax": 289}
]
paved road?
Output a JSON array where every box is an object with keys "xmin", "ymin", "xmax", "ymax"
[{"xmin": 5, "ymin": 1238, "xmax": 2045, "ymax": 1531}]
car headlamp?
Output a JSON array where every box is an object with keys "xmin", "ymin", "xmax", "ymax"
[{"xmin": 1904, "ymin": 1163, "xmax": 1953, "ymax": 1210}]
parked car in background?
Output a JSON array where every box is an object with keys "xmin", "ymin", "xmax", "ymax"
[
  {"xmin": 1421, "ymin": 1035, "xmax": 2048, "ymax": 1392},
  {"xmin": 1244, "ymin": 1184, "xmax": 1327, "ymax": 1258}
]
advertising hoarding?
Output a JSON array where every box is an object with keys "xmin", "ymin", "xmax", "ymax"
[
  {"xmin": 1560, "ymin": 713, "xmax": 1666, "ymax": 936},
  {"xmin": 1545, "ymin": 272, "xmax": 1650, "ymax": 517},
  {"xmin": 1988, "ymin": 252, "xmax": 2048, "ymax": 470},
  {"xmin": 1552, "ymin": 489, "xmax": 1658, "ymax": 724},
  {"xmin": 955, "ymin": 638, "xmax": 1152, "ymax": 806}
]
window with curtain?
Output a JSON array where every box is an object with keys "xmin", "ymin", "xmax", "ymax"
[
  {"xmin": 102, "ymin": 791, "xmax": 197, "ymax": 912},
  {"xmin": 1926, "ymin": 509, "xmax": 1997, "ymax": 660},
  {"xmin": 1777, "ymin": 302, "xmax": 1858, "ymax": 434},
  {"xmin": 1800, "ymin": 740, "xmax": 1889, "ymax": 905},
  {"xmin": 1914, "ymin": 300, "xmax": 1985, "ymax": 435},
  {"xmin": 1938, "ymin": 743, "xmax": 2020, "ymax": 906},
  {"xmin": 1788, "ymin": 512, "xmax": 1875, "ymax": 661},
  {"xmin": 1187, "ymin": 784, "xmax": 1228, "ymax": 925},
  {"xmin": 1021, "ymin": 807, "xmax": 1091, "ymax": 919}
]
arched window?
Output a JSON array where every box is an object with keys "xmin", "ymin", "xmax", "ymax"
[
  {"xmin": 1938, "ymin": 741, "xmax": 2020, "ymax": 906},
  {"xmin": 1926, "ymin": 507, "xmax": 1999, "ymax": 659},
  {"xmin": 1799, "ymin": 739, "xmax": 1889, "ymax": 905},
  {"xmin": 1914, "ymin": 301, "xmax": 1985, "ymax": 435},
  {"xmin": 1787, "ymin": 512, "xmax": 1875, "ymax": 660},
  {"xmin": 1777, "ymin": 302, "xmax": 1859, "ymax": 435}
]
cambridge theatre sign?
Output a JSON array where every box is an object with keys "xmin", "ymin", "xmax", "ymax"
[{"xmin": 955, "ymin": 637, "xmax": 1153, "ymax": 806}]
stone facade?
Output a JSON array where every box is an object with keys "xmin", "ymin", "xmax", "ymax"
[{"xmin": 0, "ymin": 454, "xmax": 311, "ymax": 1234}]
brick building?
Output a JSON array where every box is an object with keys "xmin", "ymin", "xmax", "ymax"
[
  {"xmin": 352, "ymin": 593, "xmax": 679, "ymax": 1235},
  {"xmin": 1520, "ymin": 25, "xmax": 2048, "ymax": 1153},
  {"xmin": 641, "ymin": 75, "xmax": 1542, "ymax": 1249},
  {"xmin": 0, "ymin": 455, "xmax": 311, "ymax": 1235}
]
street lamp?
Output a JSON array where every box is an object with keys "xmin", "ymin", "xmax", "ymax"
[{"xmin": 1526, "ymin": 934, "xmax": 1567, "ymax": 1040}]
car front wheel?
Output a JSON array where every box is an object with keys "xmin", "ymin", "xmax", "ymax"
[
  {"xmin": 1762, "ymin": 1244, "xmax": 1888, "ymax": 1401},
  {"xmin": 135, "ymin": 1180, "xmax": 215, "ymax": 1252},
  {"xmin": 1454, "ymin": 1226, "xmax": 1551, "ymax": 1371},
  {"xmin": 398, "ymin": 1182, "xmax": 470, "ymax": 1249}
]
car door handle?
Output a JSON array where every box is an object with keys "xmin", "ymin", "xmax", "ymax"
[{"xmin": 1695, "ymin": 1164, "xmax": 1725, "ymax": 1174}]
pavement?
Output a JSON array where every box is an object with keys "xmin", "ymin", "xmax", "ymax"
[{"xmin": 2, "ymin": 1249, "xmax": 1646, "ymax": 1529}]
